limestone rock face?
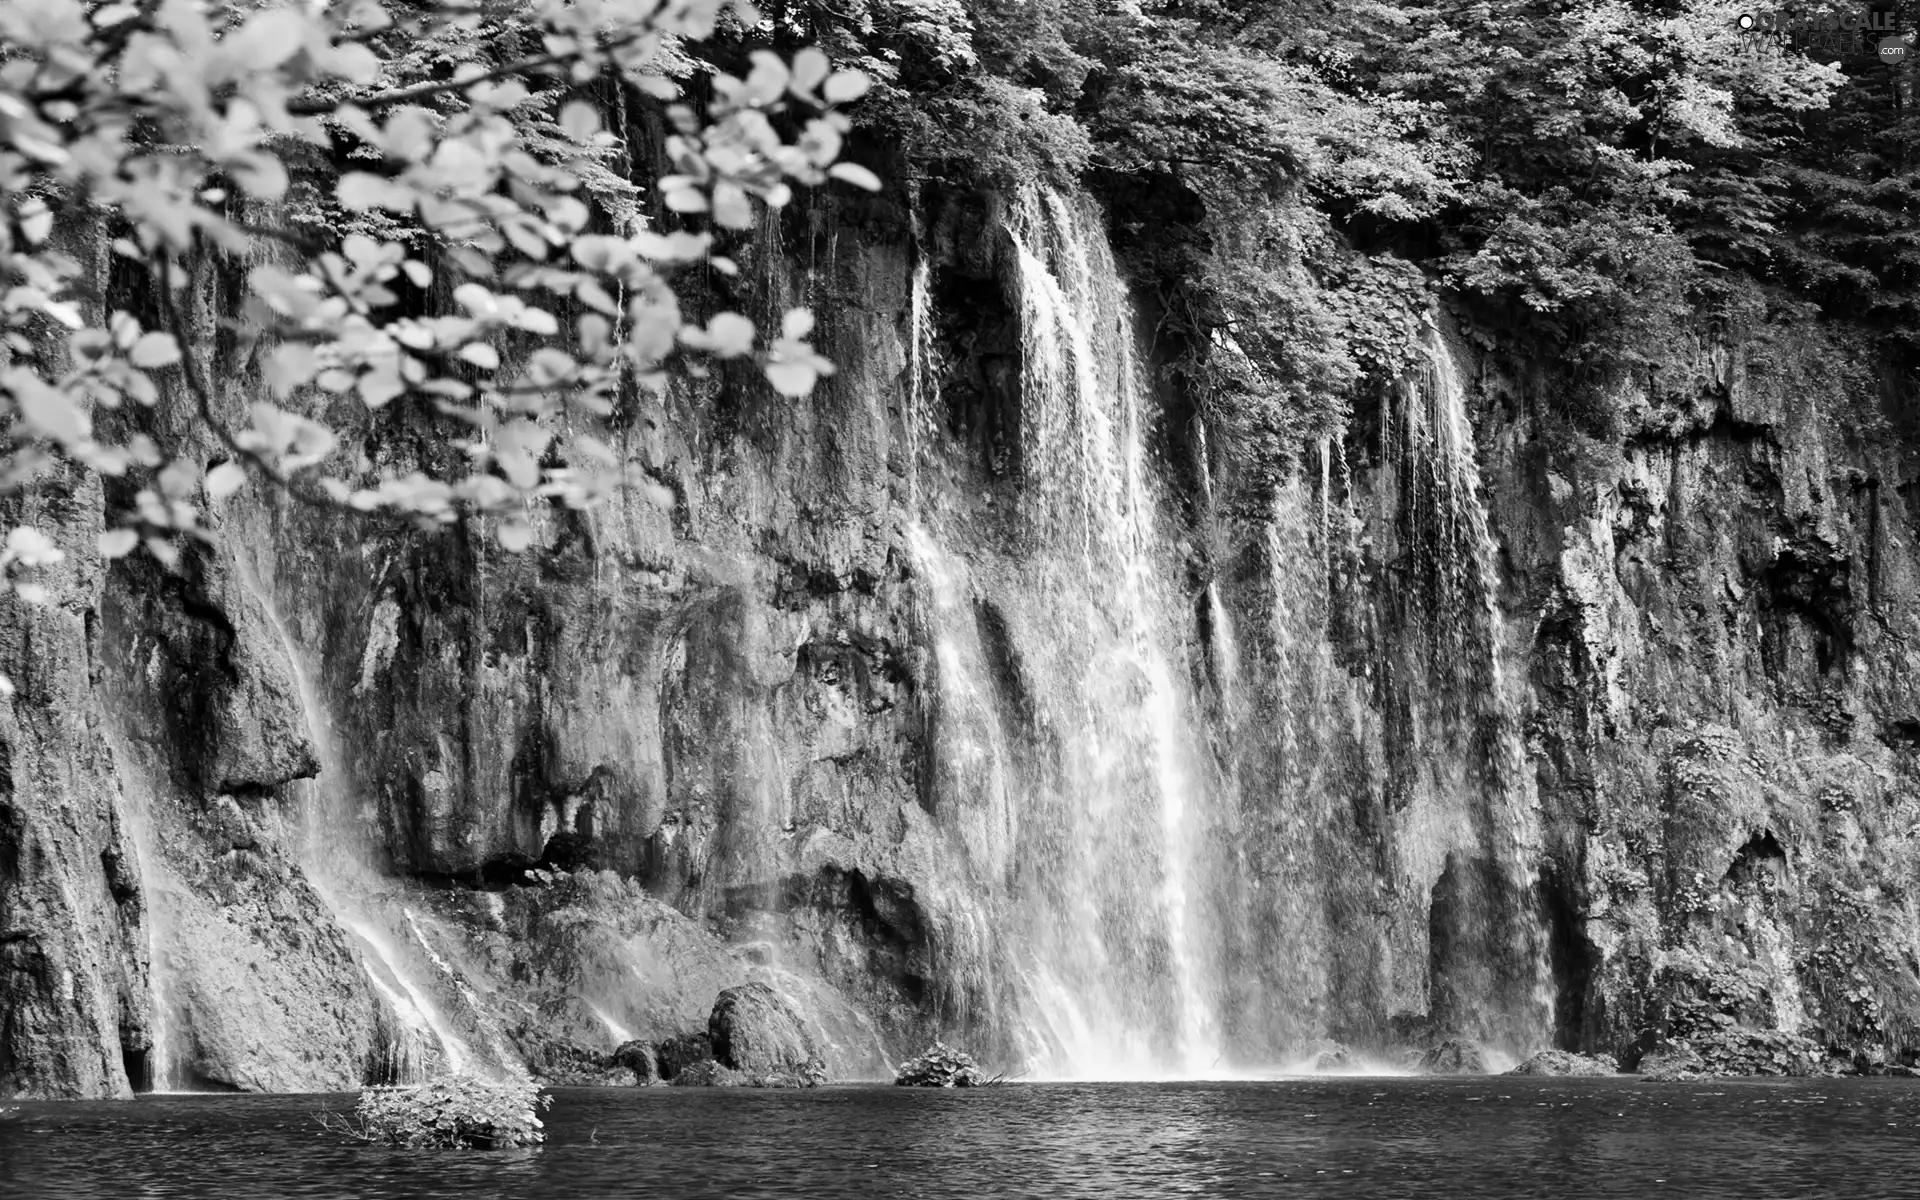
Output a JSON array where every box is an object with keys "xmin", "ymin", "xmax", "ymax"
[
  {"xmin": 12, "ymin": 180, "xmax": 1920, "ymax": 1097},
  {"xmin": 709, "ymin": 983, "xmax": 827, "ymax": 1087},
  {"xmin": 0, "ymin": 472, "xmax": 147, "ymax": 1100}
]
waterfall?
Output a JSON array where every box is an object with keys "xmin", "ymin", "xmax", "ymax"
[
  {"xmin": 108, "ymin": 673, "xmax": 185, "ymax": 1092},
  {"xmin": 1384, "ymin": 320, "xmax": 1551, "ymax": 1052},
  {"xmin": 905, "ymin": 253, "xmax": 940, "ymax": 503},
  {"xmin": 233, "ymin": 554, "xmax": 510, "ymax": 1082},
  {"xmin": 901, "ymin": 184, "xmax": 1226, "ymax": 1078},
  {"xmin": 905, "ymin": 522, "xmax": 1017, "ymax": 882},
  {"xmin": 587, "ymin": 1002, "xmax": 635, "ymax": 1047}
]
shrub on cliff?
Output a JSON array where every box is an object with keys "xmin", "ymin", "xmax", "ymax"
[
  {"xmin": 894, "ymin": 1042, "xmax": 984, "ymax": 1088},
  {"xmin": 322, "ymin": 1075, "xmax": 551, "ymax": 1149}
]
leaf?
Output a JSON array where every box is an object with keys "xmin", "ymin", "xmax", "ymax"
[
  {"xmin": 496, "ymin": 520, "xmax": 534, "ymax": 552},
  {"xmin": 765, "ymin": 359, "xmax": 819, "ymax": 397},
  {"xmin": 358, "ymin": 371, "xmax": 406, "ymax": 409},
  {"xmin": 5, "ymin": 526, "xmax": 63, "ymax": 568},
  {"xmin": 823, "ymin": 70, "xmax": 870, "ymax": 104},
  {"xmin": 791, "ymin": 48, "xmax": 830, "ymax": 94},
  {"xmin": 97, "ymin": 529, "xmax": 139, "ymax": 559},
  {"xmin": 828, "ymin": 163, "xmax": 882, "ymax": 193},
  {"xmin": 701, "ymin": 312, "xmax": 756, "ymax": 358},
  {"xmin": 459, "ymin": 342, "xmax": 500, "ymax": 370},
  {"xmin": 205, "ymin": 461, "xmax": 248, "ymax": 500},
  {"xmin": 337, "ymin": 173, "xmax": 413, "ymax": 212},
  {"xmin": 19, "ymin": 200, "xmax": 52, "ymax": 246},
  {"xmin": 9, "ymin": 371, "xmax": 89, "ymax": 445},
  {"xmin": 559, "ymin": 101, "xmax": 601, "ymax": 142},
  {"xmin": 264, "ymin": 343, "xmax": 320, "ymax": 397},
  {"xmin": 712, "ymin": 183, "xmax": 754, "ymax": 230},
  {"xmin": 128, "ymin": 332, "xmax": 181, "ymax": 369}
]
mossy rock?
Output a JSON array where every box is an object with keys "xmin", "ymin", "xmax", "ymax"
[{"xmin": 1507, "ymin": 1050, "xmax": 1618, "ymax": 1077}]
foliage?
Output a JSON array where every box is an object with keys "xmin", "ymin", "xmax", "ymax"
[
  {"xmin": 893, "ymin": 1040, "xmax": 984, "ymax": 1087},
  {"xmin": 321, "ymin": 1075, "xmax": 551, "ymax": 1149},
  {"xmin": 0, "ymin": 0, "xmax": 879, "ymax": 687},
  {"xmin": 753, "ymin": 0, "xmax": 1891, "ymax": 476}
]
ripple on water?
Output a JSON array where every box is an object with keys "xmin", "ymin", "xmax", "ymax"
[{"xmin": 5, "ymin": 1077, "xmax": 1920, "ymax": 1199}]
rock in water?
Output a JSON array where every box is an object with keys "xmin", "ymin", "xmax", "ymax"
[
  {"xmin": 1637, "ymin": 1041, "xmax": 1706, "ymax": 1082},
  {"xmin": 894, "ymin": 1042, "xmax": 985, "ymax": 1087},
  {"xmin": 652, "ymin": 1031, "xmax": 714, "ymax": 1082},
  {"xmin": 1419, "ymin": 1039, "xmax": 1490, "ymax": 1075},
  {"xmin": 708, "ymin": 983, "xmax": 826, "ymax": 1087},
  {"xmin": 1507, "ymin": 1050, "xmax": 1617, "ymax": 1077},
  {"xmin": 610, "ymin": 1040, "xmax": 660, "ymax": 1085}
]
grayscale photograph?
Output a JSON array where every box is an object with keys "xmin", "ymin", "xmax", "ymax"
[{"xmin": 2, "ymin": 0, "xmax": 1918, "ymax": 1196}]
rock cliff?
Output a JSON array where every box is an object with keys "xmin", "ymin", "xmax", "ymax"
[{"xmin": 6, "ymin": 177, "xmax": 1920, "ymax": 1098}]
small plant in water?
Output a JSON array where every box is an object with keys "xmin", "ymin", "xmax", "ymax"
[{"xmin": 320, "ymin": 1075, "xmax": 551, "ymax": 1149}]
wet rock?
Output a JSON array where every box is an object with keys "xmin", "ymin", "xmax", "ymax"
[
  {"xmin": 523, "ymin": 1039, "xmax": 642, "ymax": 1087},
  {"xmin": 669, "ymin": 1060, "xmax": 748, "ymax": 1088},
  {"xmin": 708, "ymin": 983, "xmax": 826, "ymax": 1088},
  {"xmin": 1637, "ymin": 1041, "xmax": 1706, "ymax": 1082},
  {"xmin": 611, "ymin": 1040, "xmax": 660, "ymax": 1084},
  {"xmin": 894, "ymin": 1041, "xmax": 984, "ymax": 1087},
  {"xmin": 1419, "ymin": 1039, "xmax": 1490, "ymax": 1075},
  {"xmin": 1506, "ymin": 1050, "xmax": 1617, "ymax": 1077},
  {"xmin": 652, "ymin": 1031, "xmax": 714, "ymax": 1082}
]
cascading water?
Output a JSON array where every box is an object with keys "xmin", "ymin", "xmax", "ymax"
[
  {"xmin": 902, "ymin": 190, "xmax": 1555, "ymax": 1070},
  {"xmin": 1375, "ymin": 320, "xmax": 1551, "ymax": 1052},
  {"xmin": 905, "ymin": 253, "xmax": 941, "ymax": 504},
  {"xmin": 232, "ymin": 554, "xmax": 505, "ymax": 1082},
  {"xmin": 907, "ymin": 185, "xmax": 1228, "ymax": 1078}
]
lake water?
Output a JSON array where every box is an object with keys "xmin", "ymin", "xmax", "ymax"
[{"xmin": 4, "ymin": 1077, "xmax": 1918, "ymax": 1198}]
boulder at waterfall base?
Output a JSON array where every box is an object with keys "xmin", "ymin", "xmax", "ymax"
[
  {"xmin": 1419, "ymin": 1040, "xmax": 1490, "ymax": 1075},
  {"xmin": 652, "ymin": 1030, "xmax": 715, "ymax": 1081},
  {"xmin": 895, "ymin": 1042, "xmax": 985, "ymax": 1087},
  {"xmin": 707, "ymin": 984, "xmax": 827, "ymax": 1087},
  {"xmin": 1637, "ymin": 1041, "xmax": 1707, "ymax": 1082}
]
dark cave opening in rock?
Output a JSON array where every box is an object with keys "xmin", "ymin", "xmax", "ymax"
[{"xmin": 120, "ymin": 1037, "xmax": 151, "ymax": 1095}]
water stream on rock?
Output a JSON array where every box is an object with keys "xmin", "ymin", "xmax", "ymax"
[
  {"xmin": 233, "ymin": 557, "xmax": 497, "ymax": 1082},
  {"xmin": 1373, "ymin": 321, "xmax": 1551, "ymax": 1051}
]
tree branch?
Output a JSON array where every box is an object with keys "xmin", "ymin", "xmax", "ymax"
[
  {"xmin": 156, "ymin": 253, "xmax": 356, "ymax": 515},
  {"xmin": 286, "ymin": 25, "xmax": 664, "ymax": 117}
]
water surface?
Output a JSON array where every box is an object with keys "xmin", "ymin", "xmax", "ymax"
[{"xmin": 5, "ymin": 1077, "xmax": 1917, "ymax": 1198}]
